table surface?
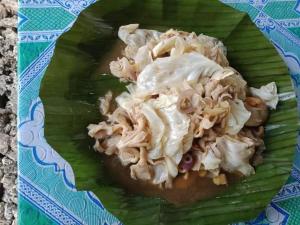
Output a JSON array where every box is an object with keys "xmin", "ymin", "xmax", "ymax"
[{"xmin": 18, "ymin": 0, "xmax": 300, "ymax": 224}]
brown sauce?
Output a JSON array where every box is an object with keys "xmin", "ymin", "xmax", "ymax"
[
  {"xmin": 96, "ymin": 40, "xmax": 125, "ymax": 74},
  {"xmin": 104, "ymin": 156, "xmax": 242, "ymax": 206}
]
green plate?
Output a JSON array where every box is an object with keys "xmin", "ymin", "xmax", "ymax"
[{"xmin": 40, "ymin": 0, "xmax": 298, "ymax": 224}]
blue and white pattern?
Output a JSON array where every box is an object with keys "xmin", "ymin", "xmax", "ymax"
[
  {"xmin": 277, "ymin": 18, "xmax": 300, "ymax": 29},
  {"xmin": 264, "ymin": 203, "xmax": 289, "ymax": 225},
  {"xmin": 18, "ymin": 99, "xmax": 76, "ymax": 188},
  {"xmin": 19, "ymin": 30, "xmax": 64, "ymax": 43},
  {"xmin": 223, "ymin": 0, "xmax": 300, "ymax": 48},
  {"xmin": 249, "ymin": 0, "xmax": 269, "ymax": 10},
  {"xmin": 295, "ymin": 0, "xmax": 300, "ymax": 14},
  {"xmin": 19, "ymin": 175, "xmax": 83, "ymax": 225},
  {"xmin": 246, "ymin": 203, "xmax": 290, "ymax": 225},
  {"xmin": 19, "ymin": 0, "xmax": 60, "ymax": 8},
  {"xmin": 18, "ymin": 0, "xmax": 300, "ymax": 224},
  {"xmin": 273, "ymin": 42, "xmax": 300, "ymax": 76},
  {"xmin": 255, "ymin": 12, "xmax": 276, "ymax": 33},
  {"xmin": 18, "ymin": 12, "xmax": 29, "ymax": 27},
  {"xmin": 233, "ymin": 203, "xmax": 289, "ymax": 225},
  {"xmin": 19, "ymin": 43, "xmax": 55, "ymax": 93},
  {"xmin": 18, "ymin": 99, "xmax": 121, "ymax": 225},
  {"xmin": 273, "ymin": 182, "xmax": 300, "ymax": 202},
  {"xmin": 55, "ymin": 0, "xmax": 97, "ymax": 16},
  {"xmin": 291, "ymin": 166, "xmax": 300, "ymax": 182}
]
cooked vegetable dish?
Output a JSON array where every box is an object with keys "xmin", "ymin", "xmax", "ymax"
[{"xmin": 88, "ymin": 24, "xmax": 279, "ymax": 188}]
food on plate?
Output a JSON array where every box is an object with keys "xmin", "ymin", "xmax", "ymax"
[{"xmin": 88, "ymin": 24, "xmax": 278, "ymax": 189}]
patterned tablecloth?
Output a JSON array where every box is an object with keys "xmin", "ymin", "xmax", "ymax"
[{"xmin": 18, "ymin": 0, "xmax": 300, "ymax": 224}]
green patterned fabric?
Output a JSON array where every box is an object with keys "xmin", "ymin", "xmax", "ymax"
[{"xmin": 18, "ymin": 0, "xmax": 300, "ymax": 224}]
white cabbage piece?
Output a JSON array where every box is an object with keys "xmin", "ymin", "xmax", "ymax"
[
  {"xmin": 216, "ymin": 135, "xmax": 255, "ymax": 176},
  {"xmin": 109, "ymin": 57, "xmax": 137, "ymax": 81},
  {"xmin": 87, "ymin": 122, "xmax": 113, "ymax": 139},
  {"xmin": 152, "ymin": 35, "xmax": 192, "ymax": 58},
  {"xmin": 136, "ymin": 52, "xmax": 227, "ymax": 93},
  {"xmin": 201, "ymin": 144, "xmax": 222, "ymax": 170},
  {"xmin": 118, "ymin": 24, "xmax": 161, "ymax": 59},
  {"xmin": 115, "ymin": 92, "xmax": 134, "ymax": 111},
  {"xmin": 152, "ymin": 161, "xmax": 169, "ymax": 184},
  {"xmin": 118, "ymin": 24, "xmax": 161, "ymax": 47},
  {"xmin": 147, "ymin": 94, "xmax": 190, "ymax": 164},
  {"xmin": 126, "ymin": 83, "xmax": 137, "ymax": 95},
  {"xmin": 250, "ymin": 82, "xmax": 279, "ymax": 109},
  {"xmin": 118, "ymin": 24, "xmax": 139, "ymax": 43},
  {"xmin": 140, "ymin": 102, "xmax": 165, "ymax": 160},
  {"xmin": 182, "ymin": 124, "xmax": 194, "ymax": 154},
  {"xmin": 99, "ymin": 91, "xmax": 113, "ymax": 116},
  {"xmin": 165, "ymin": 156, "xmax": 178, "ymax": 178},
  {"xmin": 152, "ymin": 93, "xmax": 178, "ymax": 108},
  {"xmin": 197, "ymin": 34, "xmax": 227, "ymax": 55},
  {"xmin": 197, "ymin": 34, "xmax": 229, "ymax": 66},
  {"xmin": 141, "ymin": 95, "xmax": 190, "ymax": 182},
  {"xmin": 220, "ymin": 72, "xmax": 248, "ymax": 99},
  {"xmin": 156, "ymin": 102, "xmax": 190, "ymax": 161},
  {"xmin": 151, "ymin": 29, "xmax": 229, "ymax": 66},
  {"xmin": 115, "ymin": 92, "xmax": 144, "ymax": 112},
  {"xmin": 141, "ymin": 94, "xmax": 190, "ymax": 170},
  {"xmin": 116, "ymin": 130, "xmax": 148, "ymax": 149},
  {"xmin": 202, "ymin": 150, "xmax": 221, "ymax": 171},
  {"xmin": 211, "ymin": 68, "xmax": 235, "ymax": 81},
  {"xmin": 93, "ymin": 135, "xmax": 120, "ymax": 155},
  {"xmin": 130, "ymin": 148, "xmax": 153, "ymax": 181},
  {"xmin": 152, "ymin": 36, "xmax": 178, "ymax": 57},
  {"xmin": 191, "ymin": 150, "xmax": 203, "ymax": 171},
  {"xmin": 170, "ymin": 36, "xmax": 187, "ymax": 57},
  {"xmin": 118, "ymin": 147, "xmax": 140, "ymax": 166},
  {"xmin": 226, "ymin": 99, "xmax": 251, "ymax": 135},
  {"xmin": 134, "ymin": 45, "xmax": 153, "ymax": 72}
]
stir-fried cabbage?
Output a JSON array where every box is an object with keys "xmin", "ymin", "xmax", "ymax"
[{"xmin": 88, "ymin": 24, "xmax": 279, "ymax": 188}]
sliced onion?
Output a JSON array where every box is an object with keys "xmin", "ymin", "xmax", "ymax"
[{"xmin": 178, "ymin": 153, "xmax": 195, "ymax": 173}]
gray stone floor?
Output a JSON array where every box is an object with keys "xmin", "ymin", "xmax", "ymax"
[{"xmin": 0, "ymin": 0, "xmax": 18, "ymax": 224}]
